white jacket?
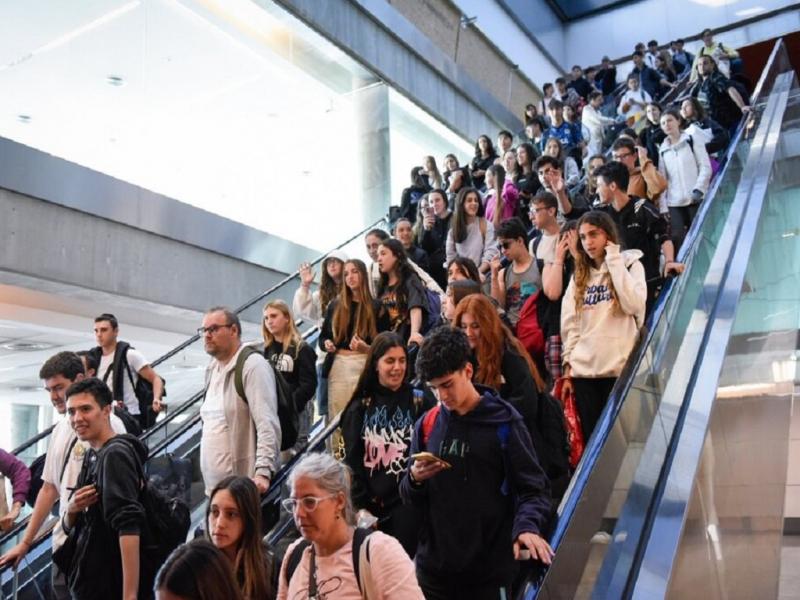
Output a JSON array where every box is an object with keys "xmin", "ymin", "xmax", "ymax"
[
  {"xmin": 561, "ymin": 246, "xmax": 647, "ymax": 378},
  {"xmin": 582, "ymin": 104, "xmax": 616, "ymax": 155},
  {"xmin": 658, "ymin": 132, "xmax": 711, "ymax": 209}
]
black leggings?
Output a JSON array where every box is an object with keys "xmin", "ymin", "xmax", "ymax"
[
  {"xmin": 572, "ymin": 377, "xmax": 617, "ymax": 442},
  {"xmin": 669, "ymin": 204, "xmax": 699, "ymax": 253}
]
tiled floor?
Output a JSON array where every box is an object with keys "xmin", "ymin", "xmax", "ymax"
[{"xmin": 779, "ymin": 536, "xmax": 800, "ymax": 599}]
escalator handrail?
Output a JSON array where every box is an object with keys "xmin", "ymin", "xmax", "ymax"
[
  {"xmin": 623, "ymin": 40, "xmax": 791, "ymax": 597},
  {"xmin": 149, "ymin": 217, "xmax": 386, "ymax": 370},
  {"xmin": 522, "ymin": 69, "xmax": 759, "ymax": 600},
  {"xmin": 9, "ymin": 218, "xmax": 387, "ymax": 460}
]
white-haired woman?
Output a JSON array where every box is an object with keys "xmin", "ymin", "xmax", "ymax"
[{"xmin": 278, "ymin": 453, "xmax": 424, "ymax": 599}]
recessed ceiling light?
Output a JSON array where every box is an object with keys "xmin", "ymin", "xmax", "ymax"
[
  {"xmin": 106, "ymin": 75, "xmax": 125, "ymax": 87},
  {"xmin": 17, "ymin": 114, "xmax": 32, "ymax": 123},
  {"xmin": 1, "ymin": 341, "xmax": 56, "ymax": 351}
]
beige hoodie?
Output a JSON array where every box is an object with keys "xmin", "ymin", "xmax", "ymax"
[{"xmin": 561, "ymin": 245, "xmax": 647, "ymax": 378}]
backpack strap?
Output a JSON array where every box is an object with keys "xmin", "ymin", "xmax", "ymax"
[
  {"xmin": 233, "ymin": 346, "xmax": 260, "ymax": 405},
  {"xmin": 352, "ymin": 527, "xmax": 375, "ymax": 596},
  {"xmin": 284, "ymin": 539, "xmax": 311, "ymax": 587},
  {"xmin": 59, "ymin": 436, "xmax": 80, "ymax": 485},
  {"xmin": 421, "ymin": 404, "xmax": 441, "ymax": 447},
  {"xmin": 110, "ymin": 342, "xmax": 131, "ymax": 402}
]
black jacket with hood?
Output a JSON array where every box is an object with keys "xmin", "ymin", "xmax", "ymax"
[
  {"xmin": 67, "ymin": 434, "xmax": 151, "ymax": 600},
  {"xmin": 399, "ymin": 386, "xmax": 552, "ymax": 585}
]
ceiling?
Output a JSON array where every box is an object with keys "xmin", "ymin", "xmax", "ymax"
[
  {"xmin": 0, "ymin": 0, "xmax": 380, "ymax": 251},
  {"xmin": 543, "ymin": 0, "xmax": 640, "ymax": 21}
]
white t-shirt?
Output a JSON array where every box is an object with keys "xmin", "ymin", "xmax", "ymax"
[
  {"xmin": 534, "ymin": 232, "xmax": 558, "ymax": 265},
  {"xmin": 99, "ymin": 347, "xmax": 148, "ymax": 415},
  {"xmin": 200, "ymin": 357, "xmax": 235, "ymax": 495},
  {"xmin": 43, "ymin": 415, "xmax": 126, "ymax": 549}
]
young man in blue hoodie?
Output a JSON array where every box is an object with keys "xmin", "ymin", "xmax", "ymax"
[{"xmin": 400, "ymin": 326, "xmax": 553, "ymax": 599}]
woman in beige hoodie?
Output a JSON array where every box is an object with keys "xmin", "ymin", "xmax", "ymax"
[{"xmin": 561, "ymin": 211, "xmax": 647, "ymax": 441}]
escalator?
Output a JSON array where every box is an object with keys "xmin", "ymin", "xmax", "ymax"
[
  {"xmin": 250, "ymin": 41, "xmax": 795, "ymax": 596},
  {"xmin": 0, "ymin": 218, "xmax": 386, "ymax": 599},
  {"xmin": 520, "ymin": 38, "xmax": 797, "ymax": 599}
]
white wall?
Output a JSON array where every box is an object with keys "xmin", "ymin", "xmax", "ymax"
[{"xmin": 564, "ymin": 0, "xmax": 800, "ymax": 68}]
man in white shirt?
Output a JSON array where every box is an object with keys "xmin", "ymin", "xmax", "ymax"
[
  {"xmin": 199, "ymin": 306, "xmax": 280, "ymax": 496},
  {"xmin": 0, "ymin": 352, "xmax": 125, "ymax": 598},
  {"xmin": 93, "ymin": 313, "xmax": 164, "ymax": 428}
]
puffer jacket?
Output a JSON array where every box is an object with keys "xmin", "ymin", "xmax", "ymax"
[{"xmin": 658, "ymin": 132, "xmax": 712, "ymax": 209}]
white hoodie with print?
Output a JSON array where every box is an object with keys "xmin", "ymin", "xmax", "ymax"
[{"xmin": 561, "ymin": 245, "xmax": 647, "ymax": 379}]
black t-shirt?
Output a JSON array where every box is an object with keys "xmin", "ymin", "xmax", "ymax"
[
  {"xmin": 378, "ymin": 274, "xmax": 427, "ymax": 341},
  {"xmin": 598, "ymin": 196, "xmax": 669, "ymax": 285}
]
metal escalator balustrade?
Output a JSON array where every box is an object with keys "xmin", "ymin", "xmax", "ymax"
[
  {"xmin": 519, "ymin": 39, "xmax": 785, "ymax": 600},
  {"xmin": 624, "ymin": 46, "xmax": 798, "ymax": 600}
]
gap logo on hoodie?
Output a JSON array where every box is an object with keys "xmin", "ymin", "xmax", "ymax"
[
  {"xmin": 362, "ymin": 405, "xmax": 416, "ymax": 478},
  {"xmin": 584, "ymin": 283, "xmax": 612, "ymax": 306}
]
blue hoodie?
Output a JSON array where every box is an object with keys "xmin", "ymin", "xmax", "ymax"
[{"xmin": 400, "ymin": 386, "xmax": 552, "ymax": 585}]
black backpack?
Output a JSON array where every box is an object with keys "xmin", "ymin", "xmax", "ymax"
[
  {"xmin": 283, "ymin": 528, "xmax": 375, "ymax": 591},
  {"xmin": 97, "ymin": 341, "xmax": 167, "ymax": 429},
  {"xmin": 106, "ymin": 438, "xmax": 191, "ymax": 573},
  {"xmin": 535, "ymin": 392, "xmax": 571, "ymax": 482},
  {"xmin": 24, "ymin": 454, "xmax": 46, "ymax": 508},
  {"xmin": 234, "ymin": 346, "xmax": 298, "ymax": 451}
]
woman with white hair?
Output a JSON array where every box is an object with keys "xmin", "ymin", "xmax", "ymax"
[{"xmin": 278, "ymin": 452, "xmax": 424, "ymax": 599}]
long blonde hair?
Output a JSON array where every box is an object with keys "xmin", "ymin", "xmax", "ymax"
[
  {"xmin": 261, "ymin": 300, "xmax": 303, "ymax": 358},
  {"xmin": 332, "ymin": 260, "xmax": 377, "ymax": 345},
  {"xmin": 573, "ymin": 211, "xmax": 622, "ymax": 314}
]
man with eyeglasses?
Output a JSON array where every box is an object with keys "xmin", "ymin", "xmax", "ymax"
[
  {"xmin": 199, "ymin": 306, "xmax": 280, "ymax": 497},
  {"xmin": 611, "ymin": 137, "xmax": 666, "ymax": 206}
]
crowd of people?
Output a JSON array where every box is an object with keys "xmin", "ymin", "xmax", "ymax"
[{"xmin": 0, "ymin": 27, "xmax": 752, "ymax": 600}]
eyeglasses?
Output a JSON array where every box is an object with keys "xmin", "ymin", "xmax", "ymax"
[
  {"xmin": 529, "ymin": 206, "xmax": 550, "ymax": 214},
  {"xmin": 497, "ymin": 240, "xmax": 513, "ymax": 250},
  {"xmin": 612, "ymin": 152, "xmax": 633, "ymax": 161},
  {"xmin": 197, "ymin": 324, "xmax": 233, "ymax": 336},
  {"xmin": 281, "ymin": 494, "xmax": 337, "ymax": 513}
]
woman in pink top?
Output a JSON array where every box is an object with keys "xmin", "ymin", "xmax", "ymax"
[
  {"xmin": 278, "ymin": 453, "xmax": 424, "ymax": 600},
  {"xmin": 484, "ymin": 164, "xmax": 519, "ymax": 229}
]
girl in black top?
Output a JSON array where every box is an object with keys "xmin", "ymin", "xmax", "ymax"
[
  {"xmin": 416, "ymin": 189, "xmax": 452, "ymax": 290},
  {"xmin": 341, "ymin": 332, "xmax": 433, "ymax": 557},
  {"xmin": 400, "ymin": 166, "xmax": 432, "ymax": 224},
  {"xmin": 640, "ymin": 102, "xmax": 667, "ymax": 168},
  {"xmin": 262, "ymin": 300, "xmax": 317, "ymax": 450},
  {"xmin": 319, "ymin": 259, "xmax": 388, "ymax": 449},
  {"xmin": 470, "ymin": 134, "xmax": 498, "ymax": 192},
  {"xmin": 376, "ymin": 239, "xmax": 429, "ymax": 347}
]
